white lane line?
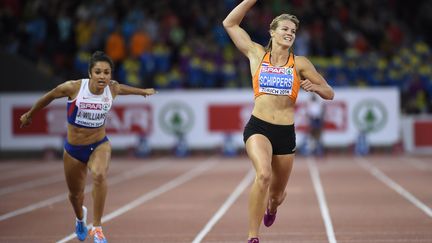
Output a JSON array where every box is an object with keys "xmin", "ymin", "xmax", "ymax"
[
  {"xmin": 57, "ymin": 157, "xmax": 219, "ymax": 243},
  {"xmin": 398, "ymin": 157, "xmax": 432, "ymax": 171},
  {"xmin": 0, "ymin": 174, "xmax": 64, "ymax": 196},
  {"xmin": 307, "ymin": 158, "xmax": 337, "ymax": 243},
  {"xmin": 0, "ymin": 164, "xmax": 61, "ymax": 181},
  {"xmin": 0, "ymin": 159, "xmax": 170, "ymax": 221},
  {"xmin": 0, "ymin": 192, "xmax": 69, "ymax": 221},
  {"xmin": 356, "ymin": 157, "xmax": 432, "ymax": 218},
  {"xmin": 192, "ymin": 169, "xmax": 255, "ymax": 243}
]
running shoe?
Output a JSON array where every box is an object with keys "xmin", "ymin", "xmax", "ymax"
[
  {"xmin": 75, "ymin": 206, "xmax": 88, "ymax": 241},
  {"xmin": 90, "ymin": 227, "xmax": 107, "ymax": 243},
  {"xmin": 248, "ymin": 237, "xmax": 259, "ymax": 243},
  {"xmin": 263, "ymin": 208, "xmax": 277, "ymax": 227}
]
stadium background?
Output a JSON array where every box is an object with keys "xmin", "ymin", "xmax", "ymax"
[{"xmin": 1, "ymin": 0, "xmax": 431, "ymax": 156}]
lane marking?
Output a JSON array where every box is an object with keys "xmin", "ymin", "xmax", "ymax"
[
  {"xmin": 307, "ymin": 158, "xmax": 337, "ymax": 243},
  {"xmin": 398, "ymin": 157, "xmax": 432, "ymax": 171},
  {"xmin": 0, "ymin": 159, "xmax": 140, "ymax": 195},
  {"xmin": 0, "ymin": 164, "xmax": 61, "ymax": 181},
  {"xmin": 356, "ymin": 157, "xmax": 432, "ymax": 218},
  {"xmin": 0, "ymin": 174, "xmax": 64, "ymax": 196},
  {"xmin": 57, "ymin": 157, "xmax": 219, "ymax": 243},
  {"xmin": 0, "ymin": 159, "xmax": 170, "ymax": 221},
  {"xmin": 192, "ymin": 169, "xmax": 255, "ymax": 243}
]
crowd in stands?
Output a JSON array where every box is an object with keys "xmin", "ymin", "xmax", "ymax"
[{"xmin": 1, "ymin": 0, "xmax": 431, "ymax": 113}]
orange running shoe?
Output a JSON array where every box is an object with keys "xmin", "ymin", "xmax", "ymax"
[{"xmin": 89, "ymin": 227, "xmax": 107, "ymax": 243}]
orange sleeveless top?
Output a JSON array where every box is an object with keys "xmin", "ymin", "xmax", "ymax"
[{"xmin": 252, "ymin": 52, "xmax": 300, "ymax": 103}]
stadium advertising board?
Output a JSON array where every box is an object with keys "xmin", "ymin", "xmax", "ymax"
[{"xmin": 0, "ymin": 88, "xmax": 399, "ymax": 150}]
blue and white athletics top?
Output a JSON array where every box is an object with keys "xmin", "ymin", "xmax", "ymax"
[{"xmin": 67, "ymin": 79, "xmax": 113, "ymax": 128}]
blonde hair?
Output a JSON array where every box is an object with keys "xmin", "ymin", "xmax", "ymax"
[{"xmin": 265, "ymin": 14, "xmax": 300, "ymax": 52}]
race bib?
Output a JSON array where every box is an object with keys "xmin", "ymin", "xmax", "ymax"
[{"xmin": 258, "ymin": 66, "xmax": 294, "ymax": 95}]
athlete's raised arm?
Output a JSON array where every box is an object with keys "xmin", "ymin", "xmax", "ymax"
[{"xmin": 222, "ymin": 0, "xmax": 262, "ymax": 58}]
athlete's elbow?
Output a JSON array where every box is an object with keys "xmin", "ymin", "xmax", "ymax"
[
  {"xmin": 222, "ymin": 20, "xmax": 230, "ymax": 29},
  {"xmin": 325, "ymin": 90, "xmax": 335, "ymax": 100},
  {"xmin": 320, "ymin": 85, "xmax": 334, "ymax": 100},
  {"xmin": 222, "ymin": 19, "xmax": 236, "ymax": 29},
  {"xmin": 317, "ymin": 90, "xmax": 334, "ymax": 100}
]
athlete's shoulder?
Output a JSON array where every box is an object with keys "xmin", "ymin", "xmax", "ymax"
[
  {"xmin": 294, "ymin": 55, "xmax": 307, "ymax": 61},
  {"xmin": 249, "ymin": 44, "xmax": 267, "ymax": 71},
  {"xmin": 56, "ymin": 79, "xmax": 81, "ymax": 90},
  {"xmin": 48, "ymin": 80, "xmax": 81, "ymax": 98},
  {"xmin": 294, "ymin": 55, "xmax": 314, "ymax": 69},
  {"xmin": 294, "ymin": 55, "xmax": 314, "ymax": 63},
  {"xmin": 251, "ymin": 43, "xmax": 266, "ymax": 59}
]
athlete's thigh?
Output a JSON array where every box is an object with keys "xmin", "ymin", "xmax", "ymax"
[
  {"xmin": 87, "ymin": 141, "xmax": 112, "ymax": 173},
  {"xmin": 245, "ymin": 134, "xmax": 273, "ymax": 173},
  {"xmin": 63, "ymin": 150, "xmax": 88, "ymax": 193},
  {"xmin": 270, "ymin": 154, "xmax": 295, "ymax": 191}
]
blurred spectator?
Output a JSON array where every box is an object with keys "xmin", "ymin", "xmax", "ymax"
[
  {"xmin": 1, "ymin": 0, "xmax": 431, "ymax": 113},
  {"xmin": 129, "ymin": 25, "xmax": 152, "ymax": 58},
  {"xmin": 105, "ymin": 26, "xmax": 126, "ymax": 62}
]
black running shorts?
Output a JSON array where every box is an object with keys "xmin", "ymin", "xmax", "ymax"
[{"xmin": 243, "ymin": 115, "xmax": 296, "ymax": 155}]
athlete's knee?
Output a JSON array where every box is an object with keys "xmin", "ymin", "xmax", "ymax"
[
  {"xmin": 90, "ymin": 168, "xmax": 107, "ymax": 184},
  {"xmin": 270, "ymin": 191, "xmax": 286, "ymax": 203},
  {"xmin": 255, "ymin": 171, "xmax": 272, "ymax": 188},
  {"xmin": 69, "ymin": 191, "xmax": 84, "ymax": 202}
]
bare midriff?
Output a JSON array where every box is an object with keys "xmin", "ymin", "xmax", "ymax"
[
  {"xmin": 252, "ymin": 94, "xmax": 295, "ymax": 125},
  {"xmin": 67, "ymin": 124, "xmax": 106, "ymax": 145}
]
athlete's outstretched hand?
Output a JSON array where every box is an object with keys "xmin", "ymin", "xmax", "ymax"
[
  {"xmin": 143, "ymin": 88, "xmax": 157, "ymax": 97},
  {"xmin": 20, "ymin": 112, "xmax": 32, "ymax": 128}
]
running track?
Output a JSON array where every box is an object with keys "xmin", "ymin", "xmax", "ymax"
[{"xmin": 0, "ymin": 155, "xmax": 431, "ymax": 242}]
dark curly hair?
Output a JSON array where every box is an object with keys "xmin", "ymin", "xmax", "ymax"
[{"xmin": 88, "ymin": 51, "xmax": 114, "ymax": 73}]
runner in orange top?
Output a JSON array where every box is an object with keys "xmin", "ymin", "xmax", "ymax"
[{"xmin": 223, "ymin": 1, "xmax": 334, "ymax": 242}]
